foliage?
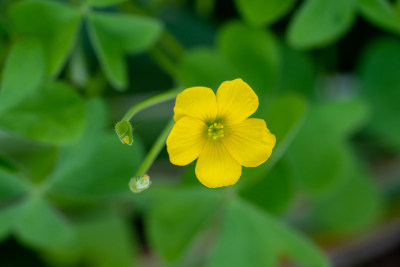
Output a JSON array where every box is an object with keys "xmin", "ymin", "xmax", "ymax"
[{"xmin": 0, "ymin": 0, "xmax": 399, "ymax": 266}]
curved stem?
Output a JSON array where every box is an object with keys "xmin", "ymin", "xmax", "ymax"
[
  {"xmin": 116, "ymin": 2, "xmax": 186, "ymax": 179},
  {"xmin": 122, "ymin": 87, "xmax": 181, "ymax": 122},
  {"xmin": 135, "ymin": 119, "xmax": 175, "ymax": 176},
  {"xmin": 119, "ymin": 89, "xmax": 180, "ymax": 177}
]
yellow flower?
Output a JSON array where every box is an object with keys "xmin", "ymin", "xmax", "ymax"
[{"xmin": 166, "ymin": 79, "xmax": 276, "ymax": 188}]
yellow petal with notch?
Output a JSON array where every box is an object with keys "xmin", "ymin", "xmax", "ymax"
[
  {"xmin": 174, "ymin": 86, "xmax": 217, "ymax": 123},
  {"xmin": 216, "ymin": 79, "xmax": 258, "ymax": 125},
  {"xmin": 222, "ymin": 118, "xmax": 276, "ymax": 167}
]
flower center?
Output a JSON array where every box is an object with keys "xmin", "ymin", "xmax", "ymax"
[{"xmin": 208, "ymin": 122, "xmax": 224, "ymax": 140}]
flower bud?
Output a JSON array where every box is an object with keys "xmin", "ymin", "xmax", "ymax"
[
  {"xmin": 115, "ymin": 120, "xmax": 133, "ymax": 145},
  {"xmin": 129, "ymin": 174, "xmax": 151, "ymax": 193}
]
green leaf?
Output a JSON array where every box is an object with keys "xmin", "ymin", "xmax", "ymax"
[
  {"xmin": 0, "ymin": 82, "xmax": 85, "ymax": 144},
  {"xmin": 178, "ymin": 48, "xmax": 236, "ymax": 90},
  {"xmin": 0, "ymin": 169, "xmax": 29, "ymax": 202},
  {"xmin": 0, "ymin": 154, "xmax": 18, "ymax": 173},
  {"xmin": 359, "ymin": 38, "xmax": 400, "ymax": 149},
  {"xmin": 262, "ymin": 93, "xmax": 308, "ymax": 164},
  {"xmin": 310, "ymin": 100, "xmax": 369, "ymax": 140},
  {"xmin": 88, "ymin": 0, "xmax": 127, "ymax": 7},
  {"xmin": 276, "ymin": 45, "xmax": 316, "ymax": 96},
  {"xmin": 50, "ymin": 98, "xmax": 108, "ymax": 179},
  {"xmin": 237, "ymin": 93, "xmax": 307, "ymax": 190},
  {"xmin": 17, "ymin": 146, "xmax": 58, "ymax": 184},
  {"xmin": 9, "ymin": 0, "xmax": 81, "ymax": 76},
  {"xmin": 0, "ymin": 137, "xmax": 58, "ymax": 184},
  {"xmin": 87, "ymin": 12, "xmax": 163, "ymax": 90},
  {"xmin": 291, "ymin": 140, "xmax": 351, "ymax": 195},
  {"xmin": 396, "ymin": 0, "xmax": 400, "ymax": 14},
  {"xmin": 44, "ymin": 211, "xmax": 137, "ymax": 267},
  {"xmin": 240, "ymin": 159, "xmax": 294, "ymax": 215},
  {"xmin": 287, "ymin": 0, "xmax": 356, "ymax": 49},
  {"xmin": 235, "ymin": 0, "xmax": 297, "ymax": 26},
  {"xmin": 311, "ymin": 158, "xmax": 383, "ymax": 233},
  {"xmin": 210, "ymin": 198, "xmax": 329, "ymax": 267},
  {"xmin": 0, "ymin": 82, "xmax": 85, "ymax": 145},
  {"xmin": 209, "ymin": 199, "xmax": 274, "ymax": 267},
  {"xmin": 77, "ymin": 213, "xmax": 136, "ymax": 267},
  {"xmin": 0, "ymin": 22, "xmax": 7, "ymax": 64},
  {"xmin": 0, "ymin": 38, "xmax": 45, "ymax": 114},
  {"xmin": 357, "ymin": 0, "xmax": 400, "ymax": 34},
  {"xmin": 286, "ymin": 100, "xmax": 369, "ymax": 195},
  {"xmin": 0, "ymin": 203, "xmax": 23, "ymax": 242},
  {"xmin": 15, "ymin": 197, "xmax": 75, "ymax": 249},
  {"xmin": 48, "ymin": 133, "xmax": 144, "ymax": 199},
  {"xmin": 261, "ymin": 204, "xmax": 330, "ymax": 267},
  {"xmin": 147, "ymin": 188, "xmax": 221, "ymax": 262},
  {"xmin": 181, "ymin": 161, "xmax": 202, "ymax": 187},
  {"xmin": 218, "ymin": 21, "xmax": 280, "ymax": 97}
]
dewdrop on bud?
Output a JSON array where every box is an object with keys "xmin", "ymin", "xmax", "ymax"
[
  {"xmin": 115, "ymin": 120, "xmax": 133, "ymax": 145},
  {"xmin": 129, "ymin": 174, "xmax": 151, "ymax": 193}
]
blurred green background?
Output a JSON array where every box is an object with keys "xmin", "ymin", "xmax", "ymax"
[{"xmin": 1, "ymin": 0, "xmax": 400, "ymax": 266}]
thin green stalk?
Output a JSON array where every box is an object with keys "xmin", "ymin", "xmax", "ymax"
[
  {"xmin": 115, "ymin": 1, "xmax": 186, "ymax": 179},
  {"xmin": 119, "ymin": 89, "xmax": 180, "ymax": 177},
  {"xmin": 161, "ymin": 32, "xmax": 186, "ymax": 61},
  {"xmin": 149, "ymin": 47, "xmax": 180, "ymax": 78},
  {"xmin": 122, "ymin": 88, "xmax": 181, "ymax": 122},
  {"xmin": 135, "ymin": 119, "xmax": 175, "ymax": 176}
]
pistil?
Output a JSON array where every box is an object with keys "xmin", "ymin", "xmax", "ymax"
[{"xmin": 208, "ymin": 122, "xmax": 224, "ymax": 140}]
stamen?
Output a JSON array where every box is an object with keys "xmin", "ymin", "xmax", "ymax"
[{"xmin": 208, "ymin": 122, "xmax": 225, "ymax": 140}]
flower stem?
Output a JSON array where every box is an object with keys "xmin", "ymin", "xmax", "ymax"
[
  {"xmin": 149, "ymin": 47, "xmax": 180, "ymax": 78},
  {"xmin": 119, "ymin": 89, "xmax": 180, "ymax": 177},
  {"xmin": 122, "ymin": 88, "xmax": 181, "ymax": 122},
  {"xmin": 160, "ymin": 31, "xmax": 186, "ymax": 62},
  {"xmin": 135, "ymin": 119, "xmax": 175, "ymax": 176}
]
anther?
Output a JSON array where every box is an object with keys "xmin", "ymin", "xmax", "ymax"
[{"xmin": 208, "ymin": 122, "xmax": 225, "ymax": 140}]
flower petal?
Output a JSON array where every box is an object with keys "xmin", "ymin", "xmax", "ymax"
[
  {"xmin": 195, "ymin": 141, "xmax": 242, "ymax": 188},
  {"xmin": 174, "ymin": 86, "xmax": 217, "ymax": 123},
  {"xmin": 223, "ymin": 118, "xmax": 276, "ymax": 167},
  {"xmin": 166, "ymin": 116, "xmax": 207, "ymax": 166},
  {"xmin": 216, "ymin": 79, "xmax": 259, "ymax": 125}
]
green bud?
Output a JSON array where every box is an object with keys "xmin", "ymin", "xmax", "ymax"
[
  {"xmin": 115, "ymin": 120, "xmax": 133, "ymax": 145},
  {"xmin": 129, "ymin": 174, "xmax": 151, "ymax": 193}
]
